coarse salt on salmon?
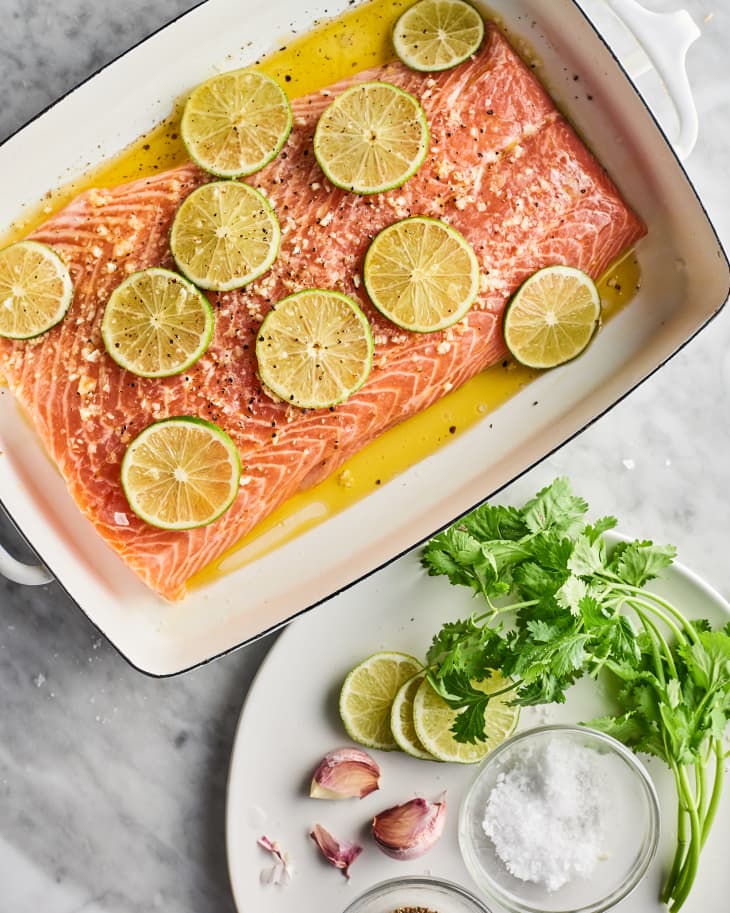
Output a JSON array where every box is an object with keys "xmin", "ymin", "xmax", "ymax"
[{"xmin": 0, "ymin": 23, "xmax": 645, "ymax": 600}]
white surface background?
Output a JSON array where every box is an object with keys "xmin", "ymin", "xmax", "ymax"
[{"xmin": 0, "ymin": 1, "xmax": 728, "ymax": 911}]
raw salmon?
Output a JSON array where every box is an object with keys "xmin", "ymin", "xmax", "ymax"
[{"xmin": 0, "ymin": 23, "xmax": 645, "ymax": 600}]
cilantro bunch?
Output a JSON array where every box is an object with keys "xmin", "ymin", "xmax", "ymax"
[{"xmin": 422, "ymin": 478, "xmax": 730, "ymax": 912}]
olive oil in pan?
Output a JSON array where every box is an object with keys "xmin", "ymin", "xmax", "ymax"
[{"xmin": 0, "ymin": 0, "xmax": 640, "ymax": 583}]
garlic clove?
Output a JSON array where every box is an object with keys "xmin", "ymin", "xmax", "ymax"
[
  {"xmin": 372, "ymin": 793, "xmax": 447, "ymax": 860},
  {"xmin": 309, "ymin": 747, "xmax": 381, "ymax": 800},
  {"xmin": 310, "ymin": 823, "xmax": 363, "ymax": 877}
]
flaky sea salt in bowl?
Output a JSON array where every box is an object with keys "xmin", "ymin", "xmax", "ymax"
[{"xmin": 458, "ymin": 725, "xmax": 660, "ymax": 913}]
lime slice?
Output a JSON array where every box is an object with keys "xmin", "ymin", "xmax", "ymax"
[
  {"xmin": 0, "ymin": 240, "xmax": 73, "ymax": 340},
  {"xmin": 363, "ymin": 216, "xmax": 479, "ymax": 332},
  {"xmin": 393, "ymin": 0, "xmax": 485, "ymax": 72},
  {"xmin": 181, "ymin": 69, "xmax": 292, "ymax": 178},
  {"xmin": 121, "ymin": 416, "xmax": 241, "ymax": 530},
  {"xmin": 256, "ymin": 289, "xmax": 374, "ymax": 409},
  {"xmin": 413, "ymin": 672, "xmax": 519, "ymax": 763},
  {"xmin": 339, "ymin": 651, "xmax": 423, "ymax": 751},
  {"xmin": 313, "ymin": 81, "xmax": 429, "ymax": 195},
  {"xmin": 170, "ymin": 181, "xmax": 280, "ymax": 292},
  {"xmin": 390, "ymin": 671, "xmax": 438, "ymax": 760},
  {"xmin": 503, "ymin": 265, "xmax": 601, "ymax": 369},
  {"xmin": 101, "ymin": 268, "xmax": 214, "ymax": 378}
]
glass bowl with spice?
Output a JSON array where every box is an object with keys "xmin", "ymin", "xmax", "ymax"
[
  {"xmin": 341, "ymin": 874, "xmax": 494, "ymax": 913},
  {"xmin": 458, "ymin": 724, "xmax": 660, "ymax": 913}
]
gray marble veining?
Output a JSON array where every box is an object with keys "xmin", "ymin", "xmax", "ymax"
[{"xmin": 1, "ymin": 1, "xmax": 729, "ymax": 911}]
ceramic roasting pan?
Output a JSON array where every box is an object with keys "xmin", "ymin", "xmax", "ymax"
[{"xmin": 0, "ymin": 0, "xmax": 727, "ymax": 675}]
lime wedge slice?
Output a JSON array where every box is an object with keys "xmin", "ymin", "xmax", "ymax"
[
  {"xmin": 256, "ymin": 289, "xmax": 374, "ymax": 409},
  {"xmin": 181, "ymin": 69, "xmax": 292, "ymax": 178},
  {"xmin": 170, "ymin": 181, "xmax": 280, "ymax": 292},
  {"xmin": 0, "ymin": 241, "xmax": 73, "ymax": 340},
  {"xmin": 101, "ymin": 268, "xmax": 214, "ymax": 377},
  {"xmin": 503, "ymin": 265, "xmax": 601, "ymax": 369},
  {"xmin": 313, "ymin": 81, "xmax": 429, "ymax": 195},
  {"xmin": 393, "ymin": 0, "xmax": 485, "ymax": 72},
  {"xmin": 390, "ymin": 671, "xmax": 438, "ymax": 760},
  {"xmin": 121, "ymin": 416, "xmax": 241, "ymax": 530},
  {"xmin": 413, "ymin": 672, "xmax": 519, "ymax": 763},
  {"xmin": 363, "ymin": 216, "xmax": 479, "ymax": 332},
  {"xmin": 339, "ymin": 651, "xmax": 423, "ymax": 751}
]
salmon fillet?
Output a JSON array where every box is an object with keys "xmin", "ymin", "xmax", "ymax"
[{"xmin": 0, "ymin": 23, "xmax": 645, "ymax": 600}]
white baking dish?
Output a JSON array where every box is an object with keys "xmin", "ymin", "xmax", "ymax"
[{"xmin": 0, "ymin": 0, "xmax": 727, "ymax": 675}]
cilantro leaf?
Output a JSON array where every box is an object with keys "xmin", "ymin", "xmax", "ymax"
[
  {"xmin": 461, "ymin": 503, "xmax": 528, "ymax": 542},
  {"xmin": 611, "ymin": 540, "xmax": 677, "ymax": 586},
  {"xmin": 521, "ymin": 477, "xmax": 588, "ymax": 537}
]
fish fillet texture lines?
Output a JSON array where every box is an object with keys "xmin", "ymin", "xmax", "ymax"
[{"xmin": 0, "ymin": 24, "xmax": 645, "ymax": 600}]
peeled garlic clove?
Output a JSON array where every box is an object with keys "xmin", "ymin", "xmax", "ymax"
[
  {"xmin": 372, "ymin": 794, "xmax": 447, "ymax": 860},
  {"xmin": 309, "ymin": 747, "xmax": 381, "ymax": 799},
  {"xmin": 310, "ymin": 823, "xmax": 363, "ymax": 878}
]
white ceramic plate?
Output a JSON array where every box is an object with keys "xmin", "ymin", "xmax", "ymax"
[
  {"xmin": 0, "ymin": 0, "xmax": 728, "ymax": 674},
  {"xmin": 225, "ymin": 537, "xmax": 730, "ymax": 913}
]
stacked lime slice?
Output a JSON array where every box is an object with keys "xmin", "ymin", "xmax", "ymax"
[
  {"xmin": 413, "ymin": 672, "xmax": 518, "ymax": 763},
  {"xmin": 339, "ymin": 652, "xmax": 424, "ymax": 750},
  {"xmin": 340, "ymin": 651, "xmax": 519, "ymax": 762}
]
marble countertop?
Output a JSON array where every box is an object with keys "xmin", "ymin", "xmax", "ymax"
[{"xmin": 1, "ymin": 1, "xmax": 728, "ymax": 911}]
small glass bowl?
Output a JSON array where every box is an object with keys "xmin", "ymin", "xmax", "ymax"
[
  {"xmin": 341, "ymin": 874, "xmax": 494, "ymax": 913},
  {"xmin": 458, "ymin": 725, "xmax": 660, "ymax": 913}
]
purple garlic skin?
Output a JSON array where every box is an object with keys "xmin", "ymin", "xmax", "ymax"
[
  {"xmin": 372, "ymin": 794, "xmax": 447, "ymax": 860},
  {"xmin": 309, "ymin": 747, "xmax": 381, "ymax": 800},
  {"xmin": 310, "ymin": 823, "xmax": 363, "ymax": 878}
]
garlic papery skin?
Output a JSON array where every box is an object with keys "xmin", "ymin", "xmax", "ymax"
[
  {"xmin": 309, "ymin": 747, "xmax": 381, "ymax": 800},
  {"xmin": 310, "ymin": 823, "xmax": 363, "ymax": 878},
  {"xmin": 372, "ymin": 794, "xmax": 447, "ymax": 860}
]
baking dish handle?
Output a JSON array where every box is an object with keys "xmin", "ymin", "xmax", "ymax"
[
  {"xmin": 607, "ymin": 0, "xmax": 701, "ymax": 160},
  {"xmin": 0, "ymin": 541, "xmax": 53, "ymax": 586}
]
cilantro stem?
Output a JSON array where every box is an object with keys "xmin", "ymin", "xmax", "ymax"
[
  {"xmin": 614, "ymin": 588, "xmax": 686, "ymax": 647},
  {"xmin": 662, "ymin": 786, "xmax": 688, "ymax": 906},
  {"xmin": 618, "ymin": 584, "xmax": 699, "ymax": 644},
  {"xmin": 668, "ymin": 764, "xmax": 702, "ymax": 912},
  {"xmin": 475, "ymin": 598, "xmax": 539, "ymax": 622},
  {"xmin": 701, "ymin": 740, "xmax": 725, "ymax": 847},
  {"xmin": 628, "ymin": 601, "xmax": 674, "ymax": 681},
  {"xmin": 487, "ymin": 680, "xmax": 522, "ymax": 700}
]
